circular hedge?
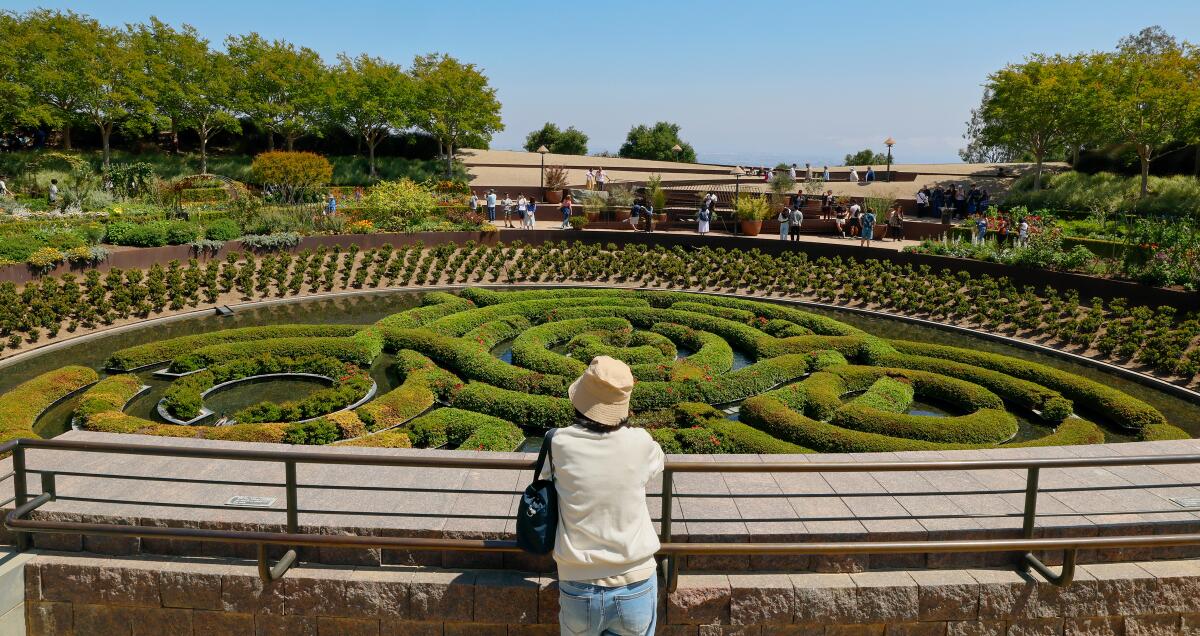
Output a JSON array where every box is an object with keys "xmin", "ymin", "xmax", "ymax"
[{"xmin": 3, "ymin": 287, "xmax": 1191, "ymax": 453}]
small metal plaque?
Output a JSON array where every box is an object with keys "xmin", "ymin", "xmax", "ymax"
[
  {"xmin": 225, "ymin": 496, "xmax": 276, "ymax": 508},
  {"xmin": 1169, "ymin": 497, "xmax": 1200, "ymax": 509}
]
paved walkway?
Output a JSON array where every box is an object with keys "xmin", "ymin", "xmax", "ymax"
[
  {"xmin": 5, "ymin": 432, "xmax": 1200, "ymax": 570},
  {"xmin": 491, "ymin": 218, "xmax": 930, "ymax": 252}
]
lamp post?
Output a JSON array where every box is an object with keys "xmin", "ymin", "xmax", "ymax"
[
  {"xmin": 671, "ymin": 143, "xmax": 682, "ymax": 156},
  {"xmin": 537, "ymin": 145, "xmax": 549, "ymax": 202},
  {"xmin": 731, "ymin": 166, "xmax": 746, "ymax": 236},
  {"xmin": 884, "ymin": 137, "xmax": 895, "ymax": 183}
]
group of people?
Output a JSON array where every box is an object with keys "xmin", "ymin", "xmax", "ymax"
[
  {"xmin": 470, "ymin": 189, "xmax": 539, "ymax": 229},
  {"xmin": 915, "ymin": 183, "xmax": 991, "ymax": 219},
  {"xmin": 583, "ymin": 169, "xmax": 609, "ymax": 191},
  {"xmin": 972, "ymin": 212, "xmax": 1032, "ymax": 247}
]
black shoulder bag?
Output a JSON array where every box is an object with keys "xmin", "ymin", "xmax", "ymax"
[{"xmin": 516, "ymin": 428, "xmax": 558, "ymax": 554}]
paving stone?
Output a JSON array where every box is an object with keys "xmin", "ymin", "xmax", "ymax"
[
  {"xmin": 256, "ymin": 615, "xmax": 318, "ymax": 636},
  {"xmin": 1005, "ymin": 618, "xmax": 1063, "ymax": 636},
  {"xmin": 1139, "ymin": 561, "xmax": 1200, "ymax": 615},
  {"xmin": 473, "ymin": 570, "xmax": 538, "ymax": 624},
  {"xmin": 24, "ymin": 561, "xmax": 41, "ymax": 601},
  {"xmin": 281, "ymin": 566, "xmax": 407, "ymax": 620},
  {"xmin": 729, "ymin": 574, "xmax": 793, "ymax": 626},
  {"xmin": 39, "ymin": 560, "xmax": 161, "ymax": 607},
  {"xmin": 73, "ymin": 604, "xmax": 137, "ymax": 634},
  {"xmin": 947, "ymin": 621, "xmax": 1007, "ymax": 636},
  {"xmin": 1063, "ymin": 617, "xmax": 1122, "ymax": 636},
  {"xmin": 668, "ymin": 574, "xmax": 731, "ymax": 625},
  {"xmin": 886, "ymin": 622, "xmax": 948, "ymax": 636},
  {"xmin": 407, "ymin": 569, "xmax": 475, "ymax": 623},
  {"xmin": 969, "ymin": 569, "xmax": 1040, "ymax": 620},
  {"xmin": 1079, "ymin": 563, "xmax": 1160, "ymax": 617},
  {"xmin": 909, "ymin": 569, "xmax": 979, "ymax": 622},
  {"xmin": 850, "ymin": 571, "xmax": 919, "ymax": 623},
  {"xmin": 159, "ymin": 566, "xmax": 224, "ymax": 610},
  {"xmin": 25, "ymin": 601, "xmax": 72, "ymax": 636},
  {"xmin": 1125, "ymin": 616, "xmax": 1182, "ymax": 636},
  {"xmin": 221, "ymin": 570, "xmax": 290, "ymax": 615},
  {"xmin": 132, "ymin": 607, "xmax": 192, "ymax": 636},
  {"xmin": 791, "ymin": 573, "xmax": 858, "ymax": 623},
  {"xmin": 379, "ymin": 620, "xmax": 442, "ymax": 636},
  {"xmin": 194, "ymin": 610, "xmax": 256, "ymax": 636}
]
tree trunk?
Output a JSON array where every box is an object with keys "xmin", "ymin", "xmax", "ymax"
[
  {"xmin": 367, "ymin": 137, "xmax": 378, "ymax": 179},
  {"xmin": 1033, "ymin": 153, "xmax": 1044, "ymax": 191},
  {"xmin": 100, "ymin": 123, "xmax": 112, "ymax": 168},
  {"xmin": 200, "ymin": 135, "xmax": 209, "ymax": 174},
  {"xmin": 62, "ymin": 123, "xmax": 72, "ymax": 150},
  {"xmin": 267, "ymin": 132, "xmax": 274, "ymax": 152},
  {"xmin": 445, "ymin": 141, "xmax": 454, "ymax": 178},
  {"xmin": 286, "ymin": 135, "xmax": 295, "ymax": 151},
  {"xmin": 170, "ymin": 116, "xmax": 179, "ymax": 153},
  {"xmin": 1139, "ymin": 147, "xmax": 1151, "ymax": 198}
]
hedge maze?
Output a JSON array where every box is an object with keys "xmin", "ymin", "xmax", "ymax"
[{"xmin": 1, "ymin": 288, "xmax": 1189, "ymax": 453}]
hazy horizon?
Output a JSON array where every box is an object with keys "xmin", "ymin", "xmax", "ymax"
[{"xmin": 5, "ymin": 0, "xmax": 1198, "ymax": 164}]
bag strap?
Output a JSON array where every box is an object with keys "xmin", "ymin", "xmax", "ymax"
[{"xmin": 534, "ymin": 428, "xmax": 557, "ymax": 480}]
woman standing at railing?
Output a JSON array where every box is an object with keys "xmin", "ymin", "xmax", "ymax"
[{"xmin": 541, "ymin": 356, "xmax": 665, "ymax": 636}]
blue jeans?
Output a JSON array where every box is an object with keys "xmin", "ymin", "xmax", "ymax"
[
  {"xmin": 487, "ymin": 206, "xmax": 496, "ymax": 221},
  {"xmin": 558, "ymin": 576, "xmax": 657, "ymax": 636}
]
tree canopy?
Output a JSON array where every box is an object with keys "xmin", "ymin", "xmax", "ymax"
[
  {"xmin": 523, "ymin": 122, "xmax": 589, "ymax": 155},
  {"xmin": 618, "ymin": 122, "xmax": 696, "ymax": 162},
  {"xmin": 843, "ymin": 149, "xmax": 890, "ymax": 166},
  {"xmin": 411, "ymin": 53, "xmax": 504, "ymax": 176}
]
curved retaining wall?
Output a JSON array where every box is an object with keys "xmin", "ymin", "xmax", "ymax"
[{"xmin": 1, "ymin": 229, "xmax": 1194, "ymax": 311}]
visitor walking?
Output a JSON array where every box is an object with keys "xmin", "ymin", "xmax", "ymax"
[
  {"xmin": 643, "ymin": 203, "xmax": 655, "ymax": 233},
  {"xmin": 469, "ymin": 192, "xmax": 479, "ymax": 213},
  {"xmin": 629, "ymin": 202, "xmax": 642, "ymax": 231},
  {"xmin": 777, "ymin": 207, "xmax": 790, "ymax": 240},
  {"xmin": 931, "ymin": 186, "xmax": 945, "ymax": 217},
  {"xmin": 1017, "ymin": 218, "xmax": 1030, "ymax": 247},
  {"xmin": 503, "ymin": 193, "xmax": 515, "ymax": 228},
  {"xmin": 48, "ymin": 179, "xmax": 58, "ymax": 204},
  {"xmin": 916, "ymin": 187, "xmax": 929, "ymax": 217},
  {"xmin": 596, "ymin": 168, "xmax": 608, "ymax": 191},
  {"xmin": 834, "ymin": 204, "xmax": 847, "ymax": 238},
  {"xmin": 697, "ymin": 203, "xmax": 711, "ymax": 234},
  {"xmin": 0, "ymin": 177, "xmax": 9, "ymax": 196},
  {"xmin": 821, "ymin": 190, "xmax": 834, "ymax": 219},
  {"xmin": 865, "ymin": 166, "xmax": 875, "ymax": 182},
  {"xmin": 859, "ymin": 207, "xmax": 876, "ymax": 248},
  {"xmin": 789, "ymin": 204, "xmax": 803, "ymax": 241},
  {"xmin": 848, "ymin": 167, "xmax": 860, "ymax": 183},
  {"xmin": 561, "ymin": 194, "xmax": 573, "ymax": 229},
  {"xmin": 974, "ymin": 213, "xmax": 988, "ymax": 245},
  {"xmin": 517, "ymin": 194, "xmax": 529, "ymax": 228},
  {"xmin": 524, "ymin": 196, "xmax": 537, "ymax": 229},
  {"xmin": 788, "ymin": 164, "xmax": 798, "ymax": 181},
  {"xmin": 996, "ymin": 216, "xmax": 1009, "ymax": 245},
  {"xmin": 848, "ymin": 203, "xmax": 862, "ymax": 238},
  {"xmin": 887, "ymin": 205, "xmax": 905, "ymax": 241},
  {"xmin": 967, "ymin": 184, "xmax": 981, "ymax": 215},
  {"xmin": 486, "ymin": 189, "xmax": 497, "ymax": 222},
  {"xmin": 541, "ymin": 356, "xmax": 664, "ymax": 636},
  {"xmin": 585, "ymin": 169, "xmax": 595, "ymax": 191},
  {"xmin": 823, "ymin": 165, "xmax": 830, "ymax": 182},
  {"xmin": 326, "ymin": 193, "xmax": 337, "ymax": 216},
  {"xmin": 954, "ymin": 185, "xmax": 967, "ymax": 219},
  {"xmin": 805, "ymin": 162, "xmax": 812, "ymax": 180}
]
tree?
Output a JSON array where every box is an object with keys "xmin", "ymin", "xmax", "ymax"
[
  {"xmin": 1093, "ymin": 34, "xmax": 1200, "ymax": 197},
  {"xmin": 974, "ymin": 55, "xmax": 1084, "ymax": 190},
  {"xmin": 523, "ymin": 122, "xmax": 588, "ymax": 155},
  {"xmin": 328, "ymin": 54, "xmax": 411, "ymax": 179},
  {"xmin": 618, "ymin": 122, "xmax": 696, "ymax": 162},
  {"xmin": 226, "ymin": 33, "xmax": 328, "ymax": 151},
  {"xmin": 410, "ymin": 53, "xmax": 503, "ymax": 176},
  {"xmin": 131, "ymin": 18, "xmax": 239, "ymax": 173},
  {"xmin": 843, "ymin": 149, "xmax": 889, "ymax": 166},
  {"xmin": 8, "ymin": 9, "xmax": 105, "ymax": 150},
  {"xmin": 959, "ymin": 89, "xmax": 1021, "ymax": 163},
  {"xmin": 76, "ymin": 25, "xmax": 153, "ymax": 167}
]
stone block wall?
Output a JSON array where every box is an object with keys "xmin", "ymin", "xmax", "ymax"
[{"xmin": 21, "ymin": 552, "xmax": 1200, "ymax": 635}]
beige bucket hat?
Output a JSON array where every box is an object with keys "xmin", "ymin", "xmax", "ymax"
[{"xmin": 568, "ymin": 356, "xmax": 634, "ymax": 426}]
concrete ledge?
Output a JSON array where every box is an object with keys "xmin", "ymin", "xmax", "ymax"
[{"xmin": 20, "ymin": 551, "xmax": 1200, "ymax": 635}]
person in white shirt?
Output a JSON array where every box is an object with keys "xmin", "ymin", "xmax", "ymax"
[
  {"xmin": 542, "ymin": 356, "xmax": 664, "ymax": 635},
  {"xmin": 788, "ymin": 164, "xmax": 798, "ymax": 181},
  {"xmin": 485, "ymin": 190, "xmax": 497, "ymax": 222},
  {"xmin": 848, "ymin": 167, "xmax": 860, "ymax": 183},
  {"xmin": 0, "ymin": 178, "xmax": 9, "ymax": 196},
  {"xmin": 596, "ymin": 168, "xmax": 608, "ymax": 191},
  {"xmin": 48, "ymin": 179, "xmax": 59, "ymax": 204},
  {"xmin": 524, "ymin": 195, "xmax": 537, "ymax": 229},
  {"xmin": 585, "ymin": 169, "xmax": 595, "ymax": 190},
  {"xmin": 517, "ymin": 194, "xmax": 528, "ymax": 228},
  {"xmin": 502, "ymin": 194, "xmax": 515, "ymax": 228}
]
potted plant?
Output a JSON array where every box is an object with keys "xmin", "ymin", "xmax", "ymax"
[
  {"xmin": 569, "ymin": 215, "xmax": 589, "ymax": 231},
  {"xmin": 734, "ymin": 194, "xmax": 771, "ymax": 236},
  {"xmin": 608, "ymin": 185, "xmax": 634, "ymax": 221},
  {"xmin": 544, "ymin": 165, "xmax": 568, "ymax": 204},
  {"xmin": 647, "ymin": 175, "xmax": 669, "ymax": 228},
  {"xmin": 581, "ymin": 192, "xmax": 604, "ymax": 222}
]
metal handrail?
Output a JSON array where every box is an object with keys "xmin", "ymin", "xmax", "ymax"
[{"xmin": 3, "ymin": 437, "xmax": 1199, "ymax": 591}]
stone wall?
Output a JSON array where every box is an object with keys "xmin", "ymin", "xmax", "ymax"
[{"xmin": 21, "ymin": 552, "xmax": 1200, "ymax": 635}]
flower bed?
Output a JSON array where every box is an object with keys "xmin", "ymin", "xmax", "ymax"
[{"xmin": 7, "ymin": 286, "xmax": 1190, "ymax": 452}]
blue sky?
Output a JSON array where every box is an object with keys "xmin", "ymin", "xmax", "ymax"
[{"xmin": 8, "ymin": 0, "xmax": 1200, "ymax": 164}]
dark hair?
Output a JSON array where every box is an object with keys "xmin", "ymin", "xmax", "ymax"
[{"xmin": 574, "ymin": 409, "xmax": 629, "ymax": 432}]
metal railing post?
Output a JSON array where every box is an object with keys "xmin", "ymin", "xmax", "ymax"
[
  {"xmin": 659, "ymin": 468, "xmax": 675, "ymax": 589},
  {"xmin": 285, "ymin": 461, "xmax": 298, "ymax": 533},
  {"xmin": 39, "ymin": 472, "xmax": 56, "ymax": 501},
  {"xmin": 1022, "ymin": 467, "xmax": 1040, "ymax": 539},
  {"xmin": 11, "ymin": 446, "xmax": 28, "ymax": 551}
]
